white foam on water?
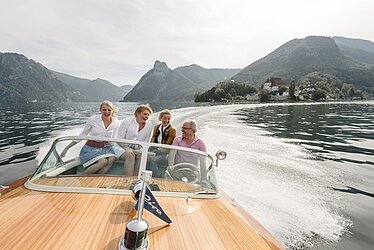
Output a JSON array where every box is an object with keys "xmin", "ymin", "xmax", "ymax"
[{"xmin": 171, "ymin": 104, "xmax": 350, "ymax": 248}]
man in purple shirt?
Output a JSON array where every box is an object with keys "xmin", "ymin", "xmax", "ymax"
[{"xmin": 167, "ymin": 120, "xmax": 207, "ymax": 181}]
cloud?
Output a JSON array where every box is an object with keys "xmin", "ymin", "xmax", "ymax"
[{"xmin": 1, "ymin": 0, "xmax": 373, "ymax": 86}]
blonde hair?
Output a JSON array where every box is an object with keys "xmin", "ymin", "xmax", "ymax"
[
  {"xmin": 158, "ymin": 109, "xmax": 172, "ymax": 121},
  {"xmin": 100, "ymin": 100, "xmax": 118, "ymax": 118},
  {"xmin": 134, "ymin": 104, "xmax": 153, "ymax": 116}
]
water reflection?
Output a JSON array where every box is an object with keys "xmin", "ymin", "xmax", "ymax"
[{"xmin": 235, "ymin": 103, "xmax": 374, "ymax": 166}]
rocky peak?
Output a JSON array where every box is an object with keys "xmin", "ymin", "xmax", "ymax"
[{"xmin": 152, "ymin": 60, "xmax": 170, "ymax": 74}]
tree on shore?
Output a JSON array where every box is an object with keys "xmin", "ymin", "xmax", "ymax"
[
  {"xmin": 289, "ymin": 79, "xmax": 296, "ymax": 100},
  {"xmin": 195, "ymin": 81, "xmax": 257, "ymax": 102},
  {"xmin": 259, "ymin": 89, "xmax": 270, "ymax": 102}
]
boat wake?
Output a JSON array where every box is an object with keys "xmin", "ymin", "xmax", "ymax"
[{"xmin": 170, "ymin": 104, "xmax": 350, "ymax": 249}]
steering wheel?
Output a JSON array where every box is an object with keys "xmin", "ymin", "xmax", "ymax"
[{"xmin": 168, "ymin": 162, "xmax": 200, "ymax": 183}]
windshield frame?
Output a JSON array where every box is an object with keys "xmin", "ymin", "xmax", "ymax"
[{"xmin": 25, "ymin": 136, "xmax": 220, "ymax": 199}]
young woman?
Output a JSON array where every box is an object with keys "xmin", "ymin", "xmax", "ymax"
[
  {"xmin": 61, "ymin": 100, "xmax": 120, "ymax": 174},
  {"xmin": 149, "ymin": 109, "xmax": 176, "ymax": 177},
  {"xmin": 150, "ymin": 109, "xmax": 176, "ymax": 145}
]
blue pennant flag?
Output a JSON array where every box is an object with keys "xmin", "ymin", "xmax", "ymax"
[{"xmin": 135, "ymin": 185, "xmax": 172, "ymax": 224}]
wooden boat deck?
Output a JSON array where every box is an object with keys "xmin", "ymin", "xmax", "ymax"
[{"xmin": 0, "ymin": 177, "xmax": 284, "ymax": 249}]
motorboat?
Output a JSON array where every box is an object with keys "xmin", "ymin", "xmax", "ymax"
[{"xmin": 0, "ymin": 136, "xmax": 284, "ymax": 249}]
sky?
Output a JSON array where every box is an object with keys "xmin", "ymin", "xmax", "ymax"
[{"xmin": 1, "ymin": 0, "xmax": 374, "ymax": 86}]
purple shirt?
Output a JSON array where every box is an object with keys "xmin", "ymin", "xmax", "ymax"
[{"xmin": 172, "ymin": 135, "xmax": 207, "ymax": 164}]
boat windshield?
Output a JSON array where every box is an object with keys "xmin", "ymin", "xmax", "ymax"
[{"xmin": 27, "ymin": 136, "xmax": 218, "ymax": 198}]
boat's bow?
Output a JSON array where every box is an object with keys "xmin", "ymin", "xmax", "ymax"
[{"xmin": 0, "ymin": 136, "xmax": 284, "ymax": 249}]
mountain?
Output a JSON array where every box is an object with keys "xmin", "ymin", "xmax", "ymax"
[
  {"xmin": 0, "ymin": 53, "xmax": 84, "ymax": 106},
  {"xmin": 231, "ymin": 36, "xmax": 374, "ymax": 94},
  {"xmin": 52, "ymin": 71, "xmax": 129, "ymax": 101},
  {"xmin": 123, "ymin": 61, "xmax": 240, "ymax": 102},
  {"xmin": 333, "ymin": 36, "xmax": 374, "ymax": 65},
  {"xmin": 120, "ymin": 85, "xmax": 133, "ymax": 96}
]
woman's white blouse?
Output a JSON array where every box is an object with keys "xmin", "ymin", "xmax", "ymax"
[
  {"xmin": 117, "ymin": 116, "xmax": 152, "ymax": 142},
  {"xmin": 79, "ymin": 115, "xmax": 120, "ymax": 138}
]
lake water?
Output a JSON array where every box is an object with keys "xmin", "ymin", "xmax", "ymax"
[{"xmin": 0, "ymin": 101, "xmax": 373, "ymax": 249}]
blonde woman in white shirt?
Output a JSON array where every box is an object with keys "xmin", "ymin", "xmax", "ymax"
[
  {"xmin": 61, "ymin": 100, "xmax": 120, "ymax": 174},
  {"xmin": 115, "ymin": 104, "xmax": 153, "ymax": 175}
]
